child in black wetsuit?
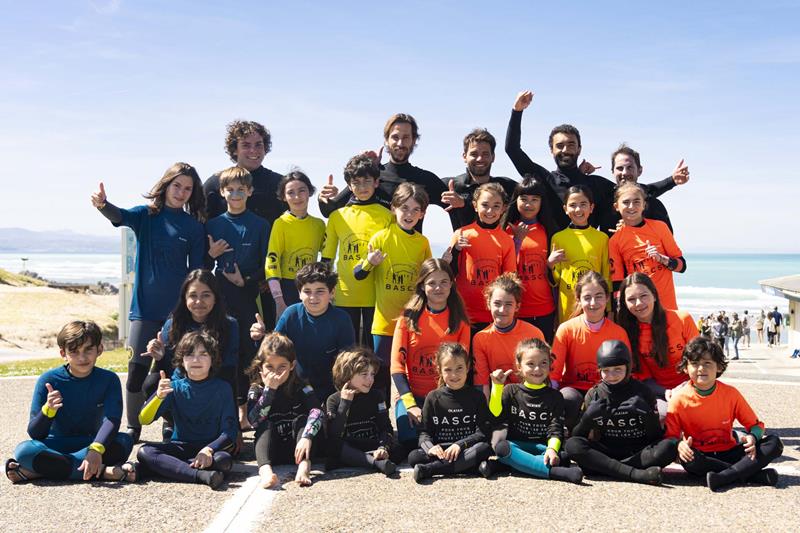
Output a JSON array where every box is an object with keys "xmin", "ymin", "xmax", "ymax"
[
  {"xmin": 325, "ymin": 348, "xmax": 405, "ymax": 476},
  {"xmin": 247, "ymin": 332, "xmax": 324, "ymax": 489},
  {"xmin": 409, "ymin": 343, "xmax": 493, "ymax": 482},
  {"xmin": 565, "ymin": 340, "xmax": 677, "ymax": 485},
  {"xmin": 481, "ymin": 338, "xmax": 583, "ymax": 484}
]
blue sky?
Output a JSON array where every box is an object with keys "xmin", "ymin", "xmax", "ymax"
[{"xmin": 2, "ymin": 0, "xmax": 798, "ymax": 252}]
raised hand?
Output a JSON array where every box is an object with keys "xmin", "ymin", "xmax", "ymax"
[
  {"xmin": 250, "ymin": 313, "xmax": 267, "ymax": 341},
  {"xmin": 223, "ymin": 263, "xmax": 245, "ymax": 287},
  {"xmin": 547, "ymin": 248, "xmax": 566, "ymax": 267},
  {"xmin": 142, "ymin": 336, "xmax": 165, "ymax": 361},
  {"xmin": 441, "ymin": 179, "xmax": 465, "ymax": 212},
  {"xmin": 263, "ymin": 368, "xmax": 287, "ymax": 390},
  {"xmin": 644, "ymin": 240, "xmax": 666, "ymax": 264},
  {"xmin": 91, "ymin": 182, "xmax": 107, "ymax": 208},
  {"xmin": 453, "ymin": 230, "xmax": 471, "ymax": 251},
  {"xmin": 207, "ymin": 235, "xmax": 233, "ymax": 259},
  {"xmin": 340, "ymin": 382, "xmax": 357, "ymax": 401},
  {"xmin": 512, "ymin": 222, "xmax": 532, "ymax": 242},
  {"xmin": 440, "ymin": 246, "xmax": 454, "ymax": 264},
  {"xmin": 677, "ymin": 436, "xmax": 694, "ymax": 463},
  {"xmin": 190, "ymin": 446, "xmax": 214, "ymax": 469},
  {"xmin": 44, "ymin": 383, "xmax": 63, "ymax": 412},
  {"xmin": 671, "ymin": 158, "xmax": 690, "ymax": 185},
  {"xmin": 366, "ymin": 243, "xmax": 387, "ymax": 266},
  {"xmin": 513, "ymin": 90, "xmax": 534, "ymax": 111},
  {"xmin": 319, "ymin": 174, "xmax": 339, "ymax": 202},
  {"xmin": 490, "ymin": 368, "xmax": 513, "ymax": 385},
  {"xmin": 579, "ymin": 159, "xmax": 600, "ymax": 175},
  {"xmin": 156, "ymin": 370, "xmax": 174, "ymax": 399}
]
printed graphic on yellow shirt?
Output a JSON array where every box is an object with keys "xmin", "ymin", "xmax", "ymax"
[
  {"xmin": 342, "ymin": 233, "xmax": 370, "ymax": 262},
  {"xmin": 384, "ymin": 263, "xmax": 417, "ymax": 292}
]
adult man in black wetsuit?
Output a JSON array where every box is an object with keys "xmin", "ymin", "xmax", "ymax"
[
  {"xmin": 318, "ymin": 113, "xmax": 450, "ymax": 230},
  {"xmin": 505, "ymin": 91, "xmax": 688, "ymax": 234},
  {"xmin": 442, "ymin": 129, "xmax": 519, "ymax": 230},
  {"xmin": 600, "ymin": 143, "xmax": 689, "ymax": 233}
]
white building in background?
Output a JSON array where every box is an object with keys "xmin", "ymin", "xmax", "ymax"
[{"xmin": 759, "ymin": 274, "xmax": 799, "ymax": 348}]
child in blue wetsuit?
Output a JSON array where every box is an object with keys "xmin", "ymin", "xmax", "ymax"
[
  {"xmin": 140, "ymin": 269, "xmax": 239, "ymax": 440},
  {"xmin": 7, "ymin": 321, "xmax": 134, "ymax": 484},
  {"xmin": 137, "ymin": 331, "xmax": 238, "ymax": 489},
  {"xmin": 251, "ymin": 262, "xmax": 355, "ymax": 404},
  {"xmin": 481, "ymin": 338, "xmax": 583, "ymax": 483},
  {"xmin": 91, "ymin": 163, "xmax": 206, "ymax": 442},
  {"xmin": 205, "ymin": 166, "xmax": 270, "ymax": 429}
]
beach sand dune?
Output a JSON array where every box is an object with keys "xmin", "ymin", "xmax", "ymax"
[{"xmin": 0, "ymin": 285, "xmax": 117, "ymax": 351}]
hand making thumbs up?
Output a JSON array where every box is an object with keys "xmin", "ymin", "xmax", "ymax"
[
  {"xmin": 156, "ymin": 370, "xmax": 174, "ymax": 399},
  {"xmin": 250, "ymin": 313, "xmax": 267, "ymax": 341}
]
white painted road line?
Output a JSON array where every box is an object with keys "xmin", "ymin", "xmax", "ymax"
[{"xmin": 203, "ymin": 464, "xmax": 274, "ymax": 533}]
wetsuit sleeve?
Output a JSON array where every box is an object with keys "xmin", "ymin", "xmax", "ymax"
[
  {"xmin": 207, "ymin": 385, "xmax": 238, "ymax": 451},
  {"xmin": 321, "ymin": 214, "xmax": 339, "ymax": 261},
  {"xmin": 390, "ymin": 319, "xmax": 414, "ymax": 405},
  {"xmin": 376, "ymin": 396, "xmax": 393, "ymax": 447},
  {"xmin": 489, "ymin": 382, "xmax": 505, "ymax": 417},
  {"xmin": 419, "ymin": 393, "xmax": 436, "ymax": 452},
  {"xmin": 139, "ymin": 394, "xmax": 166, "ymax": 426},
  {"xmin": 265, "ymin": 221, "xmax": 284, "ymax": 280},
  {"xmin": 644, "ymin": 176, "xmax": 676, "ymax": 198},
  {"xmin": 353, "ymin": 263, "xmax": 371, "ymax": 281},
  {"xmin": 92, "ymin": 373, "xmax": 123, "ymax": 447},
  {"xmin": 27, "ymin": 378, "xmax": 54, "ymax": 439},
  {"xmin": 247, "ymin": 385, "xmax": 276, "ymax": 429},
  {"xmin": 656, "ymin": 222, "xmax": 686, "ymax": 273},
  {"xmin": 548, "ymin": 390, "xmax": 566, "ymax": 441},
  {"xmin": 505, "ymin": 109, "xmax": 552, "ymax": 180},
  {"xmin": 326, "ymin": 393, "xmax": 350, "ymax": 439},
  {"xmin": 300, "ymin": 385, "xmax": 324, "ymax": 438},
  {"xmin": 97, "ymin": 201, "xmax": 123, "ymax": 225},
  {"xmin": 319, "ymin": 188, "xmax": 352, "ymax": 218}
]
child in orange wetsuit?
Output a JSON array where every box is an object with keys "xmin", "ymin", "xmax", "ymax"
[
  {"xmin": 390, "ymin": 259, "xmax": 470, "ymax": 450},
  {"xmin": 473, "ymin": 273, "xmax": 545, "ymax": 400},
  {"xmin": 550, "ymin": 271, "xmax": 630, "ymax": 431},
  {"xmin": 665, "ymin": 336, "xmax": 783, "ymax": 491}
]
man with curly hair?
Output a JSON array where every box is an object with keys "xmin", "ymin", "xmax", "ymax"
[{"xmin": 203, "ymin": 120, "xmax": 287, "ymax": 225}]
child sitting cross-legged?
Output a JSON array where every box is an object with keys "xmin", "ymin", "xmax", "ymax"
[{"xmin": 6, "ymin": 321, "xmax": 134, "ymax": 484}]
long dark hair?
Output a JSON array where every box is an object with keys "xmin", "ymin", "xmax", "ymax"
[
  {"xmin": 247, "ymin": 332, "xmax": 300, "ymax": 393},
  {"xmin": 403, "ymin": 258, "xmax": 469, "ymax": 334},
  {"xmin": 503, "ymin": 174, "xmax": 558, "ymax": 240},
  {"xmin": 616, "ymin": 272, "xmax": 668, "ymax": 372},
  {"xmin": 168, "ymin": 269, "xmax": 228, "ymax": 350},
  {"xmin": 144, "ymin": 162, "xmax": 207, "ymax": 222}
]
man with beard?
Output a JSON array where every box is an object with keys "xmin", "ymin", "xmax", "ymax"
[
  {"xmin": 204, "ymin": 120, "xmax": 287, "ymax": 224},
  {"xmin": 318, "ymin": 113, "xmax": 450, "ymax": 231},
  {"xmin": 597, "ymin": 144, "xmax": 689, "ymax": 234},
  {"xmin": 442, "ymin": 129, "xmax": 519, "ymax": 230}
]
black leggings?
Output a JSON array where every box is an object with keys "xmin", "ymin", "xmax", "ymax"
[
  {"xmin": 126, "ymin": 319, "xmax": 163, "ymax": 392},
  {"xmin": 681, "ymin": 434, "xmax": 783, "ymax": 481},
  {"xmin": 342, "ymin": 307, "xmax": 373, "ymax": 350},
  {"xmin": 326, "ymin": 437, "xmax": 406, "ymax": 470},
  {"xmin": 254, "ymin": 415, "xmax": 323, "ymax": 467},
  {"xmin": 565, "ymin": 437, "xmax": 677, "ymax": 479},
  {"xmin": 137, "ymin": 441, "xmax": 233, "ymax": 483},
  {"xmin": 520, "ymin": 312, "xmax": 556, "ymax": 344},
  {"xmin": 407, "ymin": 442, "xmax": 492, "ymax": 476}
]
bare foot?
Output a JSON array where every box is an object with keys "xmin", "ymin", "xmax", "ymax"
[
  {"xmin": 258, "ymin": 465, "xmax": 279, "ymax": 489},
  {"xmin": 295, "ymin": 461, "xmax": 312, "ymax": 487},
  {"xmin": 102, "ymin": 461, "xmax": 136, "ymax": 482}
]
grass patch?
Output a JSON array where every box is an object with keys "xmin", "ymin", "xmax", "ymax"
[
  {"xmin": 0, "ymin": 347, "xmax": 130, "ymax": 377},
  {"xmin": 0, "ymin": 268, "xmax": 47, "ymax": 287}
]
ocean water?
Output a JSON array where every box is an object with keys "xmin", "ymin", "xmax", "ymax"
[{"xmin": 2, "ymin": 251, "xmax": 797, "ymax": 321}]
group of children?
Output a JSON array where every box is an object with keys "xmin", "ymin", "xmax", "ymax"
[{"xmin": 4, "ymin": 136, "xmax": 785, "ymax": 493}]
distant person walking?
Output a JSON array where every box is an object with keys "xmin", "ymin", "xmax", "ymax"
[
  {"xmin": 766, "ymin": 311, "xmax": 777, "ymax": 348},
  {"xmin": 772, "ymin": 306, "xmax": 783, "ymax": 346},
  {"xmin": 742, "ymin": 310, "xmax": 751, "ymax": 348},
  {"xmin": 756, "ymin": 310, "xmax": 765, "ymax": 344},
  {"xmin": 711, "ymin": 314, "xmax": 728, "ymax": 354},
  {"xmin": 730, "ymin": 313, "xmax": 743, "ymax": 360}
]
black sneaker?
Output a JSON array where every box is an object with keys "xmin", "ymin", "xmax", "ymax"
[
  {"xmin": 126, "ymin": 427, "xmax": 141, "ymax": 444},
  {"xmin": 478, "ymin": 460, "xmax": 497, "ymax": 479}
]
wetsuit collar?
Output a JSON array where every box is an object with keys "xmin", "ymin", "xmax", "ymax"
[
  {"xmin": 568, "ymin": 222, "xmax": 590, "ymax": 230},
  {"xmin": 477, "ymin": 219, "xmax": 500, "ymax": 230},
  {"xmin": 693, "ymin": 382, "xmax": 717, "ymax": 396},
  {"xmin": 495, "ymin": 319, "xmax": 517, "ymax": 333},
  {"xmin": 523, "ymin": 381, "xmax": 546, "ymax": 390}
]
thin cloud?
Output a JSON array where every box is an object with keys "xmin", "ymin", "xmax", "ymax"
[{"xmin": 89, "ymin": 0, "xmax": 122, "ymax": 14}]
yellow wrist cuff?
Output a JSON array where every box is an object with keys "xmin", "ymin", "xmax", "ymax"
[
  {"xmin": 88, "ymin": 442, "xmax": 106, "ymax": 455},
  {"xmin": 41, "ymin": 404, "xmax": 57, "ymax": 418},
  {"xmin": 547, "ymin": 437, "xmax": 561, "ymax": 452},
  {"xmin": 400, "ymin": 393, "xmax": 417, "ymax": 409}
]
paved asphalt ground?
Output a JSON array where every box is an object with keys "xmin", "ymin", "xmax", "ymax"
[{"xmin": 1, "ymin": 343, "xmax": 798, "ymax": 532}]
